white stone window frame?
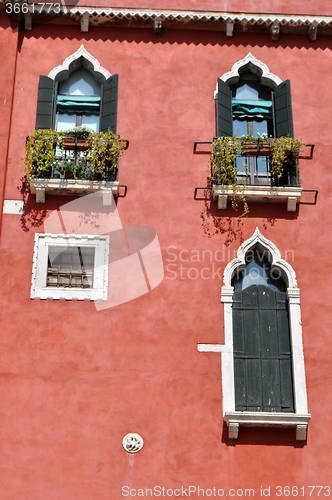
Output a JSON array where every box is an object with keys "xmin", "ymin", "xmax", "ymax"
[
  {"xmin": 31, "ymin": 233, "xmax": 109, "ymax": 301},
  {"xmin": 198, "ymin": 228, "xmax": 310, "ymax": 440}
]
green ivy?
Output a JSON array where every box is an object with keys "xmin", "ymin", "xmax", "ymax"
[
  {"xmin": 24, "ymin": 129, "xmax": 126, "ymax": 180},
  {"xmin": 210, "ymin": 136, "xmax": 306, "ymax": 216},
  {"xmin": 210, "ymin": 136, "xmax": 249, "ymax": 217},
  {"xmin": 24, "ymin": 129, "xmax": 63, "ymax": 180}
]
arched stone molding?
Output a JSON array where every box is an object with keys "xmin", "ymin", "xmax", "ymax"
[
  {"xmin": 48, "ymin": 44, "xmax": 111, "ymax": 83},
  {"xmin": 222, "ymin": 227, "xmax": 297, "ymax": 290},
  {"xmin": 198, "ymin": 228, "xmax": 310, "ymax": 440},
  {"xmin": 214, "ymin": 52, "xmax": 282, "ymax": 98}
]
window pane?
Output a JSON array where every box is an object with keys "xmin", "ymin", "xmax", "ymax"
[
  {"xmin": 58, "ymin": 68, "xmax": 101, "ymax": 96},
  {"xmin": 47, "ymin": 246, "xmax": 95, "ymax": 289},
  {"xmin": 235, "ymin": 83, "xmax": 260, "ymax": 100},
  {"xmin": 253, "ymin": 119, "xmax": 268, "ymax": 137},
  {"xmin": 57, "ymin": 113, "xmax": 76, "ymax": 132},
  {"xmin": 233, "ymin": 119, "xmax": 247, "ymax": 137},
  {"xmin": 232, "ymin": 250, "xmax": 286, "ymax": 293},
  {"xmin": 82, "ymin": 114, "xmax": 99, "ymax": 133}
]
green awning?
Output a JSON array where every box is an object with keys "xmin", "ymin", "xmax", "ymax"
[
  {"xmin": 232, "ymin": 99, "xmax": 273, "ymax": 118},
  {"xmin": 57, "ymin": 95, "xmax": 101, "ymax": 113}
]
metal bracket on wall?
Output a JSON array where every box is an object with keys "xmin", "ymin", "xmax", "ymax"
[
  {"xmin": 299, "ymin": 189, "xmax": 318, "ymax": 205},
  {"xmin": 118, "ymin": 185, "xmax": 128, "ymax": 198},
  {"xmin": 154, "ymin": 19, "xmax": 162, "ymax": 37},
  {"xmin": 193, "ymin": 141, "xmax": 212, "ymax": 154},
  {"xmin": 194, "ymin": 187, "xmax": 211, "ymax": 200}
]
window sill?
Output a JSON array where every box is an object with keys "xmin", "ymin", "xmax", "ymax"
[
  {"xmin": 212, "ymin": 185, "xmax": 302, "ymax": 212},
  {"xmin": 30, "ymin": 178, "xmax": 120, "ymax": 206},
  {"xmin": 224, "ymin": 412, "xmax": 311, "ymax": 440}
]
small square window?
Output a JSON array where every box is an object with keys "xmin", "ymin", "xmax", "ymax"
[
  {"xmin": 47, "ymin": 246, "xmax": 95, "ymax": 289},
  {"xmin": 31, "ymin": 234, "xmax": 109, "ymax": 300}
]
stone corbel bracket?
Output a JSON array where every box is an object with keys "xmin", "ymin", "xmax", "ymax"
[{"xmin": 30, "ymin": 179, "xmax": 120, "ymax": 206}]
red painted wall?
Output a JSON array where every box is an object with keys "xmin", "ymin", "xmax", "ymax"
[
  {"xmin": 0, "ymin": 17, "xmax": 18, "ymax": 236},
  {"xmin": 0, "ymin": 12, "xmax": 332, "ymax": 499}
]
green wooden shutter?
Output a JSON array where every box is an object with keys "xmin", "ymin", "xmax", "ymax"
[
  {"xmin": 100, "ymin": 75, "xmax": 118, "ymax": 133},
  {"xmin": 233, "ymin": 284, "xmax": 294, "ymax": 412},
  {"xmin": 273, "ymin": 80, "xmax": 294, "ymax": 138},
  {"xmin": 35, "ymin": 76, "xmax": 57, "ymax": 130},
  {"xmin": 216, "ymin": 78, "xmax": 233, "ymax": 137}
]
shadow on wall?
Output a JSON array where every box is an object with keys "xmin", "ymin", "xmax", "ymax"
[
  {"xmin": 221, "ymin": 421, "xmax": 306, "ymax": 448},
  {"xmin": 18, "ymin": 22, "xmax": 332, "ymax": 51},
  {"xmin": 199, "ymin": 181, "xmax": 304, "ymax": 243},
  {"xmin": 18, "ymin": 177, "xmax": 48, "ymax": 232}
]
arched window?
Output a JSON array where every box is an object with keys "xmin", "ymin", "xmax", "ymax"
[
  {"xmin": 216, "ymin": 53, "xmax": 293, "ymax": 140},
  {"xmin": 215, "ymin": 53, "xmax": 295, "ymax": 186},
  {"xmin": 56, "ymin": 68, "xmax": 102, "ymax": 132},
  {"xmin": 35, "ymin": 46, "xmax": 118, "ymax": 133},
  {"xmin": 231, "ymin": 249, "xmax": 294, "ymax": 413},
  {"xmin": 199, "ymin": 229, "xmax": 310, "ymax": 440}
]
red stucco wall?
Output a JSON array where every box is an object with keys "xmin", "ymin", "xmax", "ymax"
[
  {"xmin": 0, "ymin": 17, "xmax": 18, "ymax": 237},
  {"xmin": 0, "ymin": 13, "xmax": 332, "ymax": 499}
]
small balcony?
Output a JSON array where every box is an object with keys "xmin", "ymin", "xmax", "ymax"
[
  {"xmin": 26, "ymin": 130, "xmax": 128, "ymax": 205},
  {"xmin": 194, "ymin": 137, "xmax": 313, "ymax": 212}
]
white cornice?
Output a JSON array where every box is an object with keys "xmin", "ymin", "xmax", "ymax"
[{"xmin": 18, "ymin": 5, "xmax": 332, "ymax": 29}]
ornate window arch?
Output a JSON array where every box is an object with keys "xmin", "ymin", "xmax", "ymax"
[
  {"xmin": 35, "ymin": 45, "xmax": 118, "ymax": 133},
  {"xmin": 211, "ymin": 54, "xmax": 301, "ymax": 212},
  {"xmin": 215, "ymin": 52, "xmax": 294, "ymax": 142},
  {"xmin": 198, "ymin": 228, "xmax": 310, "ymax": 440}
]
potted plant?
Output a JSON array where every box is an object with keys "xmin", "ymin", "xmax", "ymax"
[
  {"xmin": 55, "ymin": 159, "xmax": 76, "ymax": 179},
  {"xmin": 62, "ymin": 126, "xmax": 92, "ymax": 151}
]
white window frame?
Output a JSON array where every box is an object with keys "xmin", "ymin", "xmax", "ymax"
[
  {"xmin": 198, "ymin": 228, "xmax": 310, "ymax": 440},
  {"xmin": 31, "ymin": 233, "xmax": 109, "ymax": 301}
]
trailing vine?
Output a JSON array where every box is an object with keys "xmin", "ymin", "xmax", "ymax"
[
  {"xmin": 270, "ymin": 137, "xmax": 305, "ymax": 184},
  {"xmin": 210, "ymin": 136, "xmax": 249, "ymax": 217},
  {"xmin": 86, "ymin": 131, "xmax": 125, "ymax": 176},
  {"xmin": 210, "ymin": 135, "xmax": 305, "ymax": 216},
  {"xmin": 24, "ymin": 129, "xmax": 63, "ymax": 180},
  {"xmin": 23, "ymin": 129, "xmax": 126, "ymax": 180}
]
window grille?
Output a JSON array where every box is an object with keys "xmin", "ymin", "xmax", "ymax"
[{"xmin": 47, "ymin": 246, "xmax": 94, "ymax": 289}]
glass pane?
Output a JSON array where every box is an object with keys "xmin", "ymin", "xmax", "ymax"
[
  {"xmin": 232, "ymin": 250, "xmax": 286, "ymax": 293},
  {"xmin": 253, "ymin": 120, "xmax": 268, "ymax": 137},
  {"xmin": 235, "ymin": 83, "xmax": 259, "ymax": 100},
  {"xmin": 82, "ymin": 114, "xmax": 99, "ymax": 133},
  {"xmin": 253, "ymin": 120, "xmax": 269, "ymax": 173},
  {"xmin": 47, "ymin": 246, "xmax": 95, "ymax": 289},
  {"xmin": 58, "ymin": 68, "xmax": 101, "ymax": 96},
  {"xmin": 233, "ymin": 119, "xmax": 247, "ymax": 137},
  {"xmin": 57, "ymin": 113, "xmax": 76, "ymax": 132}
]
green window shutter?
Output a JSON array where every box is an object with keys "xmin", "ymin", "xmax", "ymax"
[
  {"xmin": 100, "ymin": 75, "xmax": 118, "ymax": 133},
  {"xmin": 216, "ymin": 78, "xmax": 233, "ymax": 137},
  {"xmin": 233, "ymin": 284, "xmax": 294, "ymax": 413},
  {"xmin": 273, "ymin": 80, "xmax": 294, "ymax": 138},
  {"xmin": 35, "ymin": 75, "xmax": 57, "ymax": 130}
]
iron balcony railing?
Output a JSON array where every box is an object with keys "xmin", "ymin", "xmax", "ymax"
[{"xmin": 28, "ymin": 133, "xmax": 129, "ymax": 182}]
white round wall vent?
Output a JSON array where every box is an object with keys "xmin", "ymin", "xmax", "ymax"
[{"xmin": 122, "ymin": 433, "xmax": 144, "ymax": 453}]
